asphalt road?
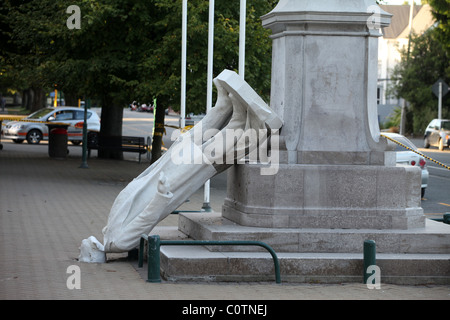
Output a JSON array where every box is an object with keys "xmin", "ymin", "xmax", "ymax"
[
  {"xmin": 411, "ymin": 138, "xmax": 450, "ymax": 220},
  {"xmin": 121, "ymin": 108, "xmax": 180, "ymax": 148}
]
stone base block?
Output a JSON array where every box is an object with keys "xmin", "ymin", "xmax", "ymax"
[{"xmin": 224, "ymin": 164, "xmax": 425, "ymax": 229}]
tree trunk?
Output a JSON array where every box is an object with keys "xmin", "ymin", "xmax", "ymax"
[
  {"xmin": 98, "ymin": 96, "xmax": 124, "ymax": 160},
  {"xmin": 65, "ymin": 92, "xmax": 78, "ymax": 107},
  {"xmin": 21, "ymin": 89, "xmax": 29, "ymax": 110},
  {"xmin": 30, "ymin": 87, "xmax": 45, "ymax": 112},
  {"xmin": 13, "ymin": 93, "xmax": 20, "ymax": 105},
  {"xmin": 150, "ymin": 101, "xmax": 166, "ymax": 164},
  {"xmin": 22, "ymin": 89, "xmax": 33, "ymax": 111}
]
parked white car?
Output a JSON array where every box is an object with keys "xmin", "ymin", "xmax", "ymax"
[
  {"xmin": 383, "ymin": 132, "xmax": 429, "ymax": 198},
  {"xmin": 423, "ymin": 119, "xmax": 450, "ymax": 151},
  {"xmin": 2, "ymin": 107, "xmax": 101, "ymax": 145}
]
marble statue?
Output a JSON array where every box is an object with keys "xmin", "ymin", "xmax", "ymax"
[{"xmin": 79, "ymin": 69, "xmax": 283, "ymax": 263}]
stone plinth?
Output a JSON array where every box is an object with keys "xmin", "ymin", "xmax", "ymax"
[
  {"xmin": 262, "ymin": 0, "xmax": 392, "ymax": 166},
  {"xmin": 223, "ymin": 164, "xmax": 425, "ymax": 230},
  {"xmin": 221, "ymin": 0, "xmax": 426, "ymax": 230}
]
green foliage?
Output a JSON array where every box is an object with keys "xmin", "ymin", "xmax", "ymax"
[
  {"xmin": 391, "ymin": 27, "xmax": 449, "ymax": 133},
  {"xmin": 427, "ymin": 0, "xmax": 450, "ymax": 56},
  {"xmin": 1, "ymin": 0, "xmax": 277, "ymax": 117},
  {"xmin": 136, "ymin": 0, "xmax": 277, "ymax": 114},
  {"xmin": 383, "ymin": 106, "xmax": 402, "ymax": 130}
]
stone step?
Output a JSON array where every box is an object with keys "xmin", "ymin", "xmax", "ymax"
[
  {"xmin": 177, "ymin": 212, "xmax": 450, "ymax": 254},
  {"xmin": 159, "ymin": 245, "xmax": 450, "ymax": 285},
  {"xmin": 148, "ymin": 214, "xmax": 450, "ymax": 284}
]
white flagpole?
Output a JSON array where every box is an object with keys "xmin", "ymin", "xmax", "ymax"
[
  {"xmin": 206, "ymin": 0, "xmax": 215, "ymax": 111},
  {"xmin": 180, "ymin": 0, "xmax": 187, "ymax": 129},
  {"xmin": 239, "ymin": 0, "xmax": 246, "ymax": 79},
  {"xmin": 203, "ymin": 0, "xmax": 215, "ymax": 212}
]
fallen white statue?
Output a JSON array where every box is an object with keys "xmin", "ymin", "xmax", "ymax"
[{"xmin": 79, "ymin": 69, "xmax": 283, "ymax": 263}]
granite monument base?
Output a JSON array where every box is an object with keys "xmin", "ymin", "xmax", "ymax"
[
  {"xmin": 154, "ymin": 212, "xmax": 450, "ymax": 284},
  {"xmin": 152, "ymin": 164, "xmax": 450, "ymax": 285},
  {"xmin": 223, "ymin": 163, "xmax": 425, "ymax": 230}
]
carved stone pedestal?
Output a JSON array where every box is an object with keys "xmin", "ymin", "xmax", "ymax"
[{"xmin": 223, "ymin": 164, "xmax": 425, "ymax": 230}]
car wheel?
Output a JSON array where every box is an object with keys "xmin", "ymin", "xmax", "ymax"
[
  {"xmin": 12, "ymin": 139, "xmax": 24, "ymax": 144},
  {"xmin": 423, "ymin": 137, "xmax": 430, "ymax": 148},
  {"xmin": 439, "ymin": 139, "xmax": 444, "ymax": 151},
  {"xmin": 26, "ymin": 129, "xmax": 43, "ymax": 144}
]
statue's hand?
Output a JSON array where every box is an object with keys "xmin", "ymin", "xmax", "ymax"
[{"xmin": 157, "ymin": 172, "xmax": 171, "ymax": 195}]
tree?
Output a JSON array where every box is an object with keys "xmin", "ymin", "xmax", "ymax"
[
  {"xmin": 1, "ymin": 0, "xmax": 155, "ymax": 158},
  {"xmin": 391, "ymin": 28, "xmax": 449, "ymax": 133},
  {"xmin": 2, "ymin": 0, "xmax": 277, "ymax": 159},
  {"xmin": 136, "ymin": 0, "xmax": 277, "ymax": 115},
  {"xmin": 74, "ymin": 0, "xmax": 156, "ymax": 159},
  {"xmin": 428, "ymin": 0, "xmax": 450, "ymax": 56},
  {"xmin": 136, "ymin": 0, "xmax": 277, "ymax": 163},
  {"xmin": 1, "ymin": 0, "xmax": 60, "ymax": 112},
  {"xmin": 389, "ymin": 0, "xmax": 450, "ymax": 134}
]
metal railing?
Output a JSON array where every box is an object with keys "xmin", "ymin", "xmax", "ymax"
[{"xmin": 138, "ymin": 234, "xmax": 281, "ymax": 284}]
